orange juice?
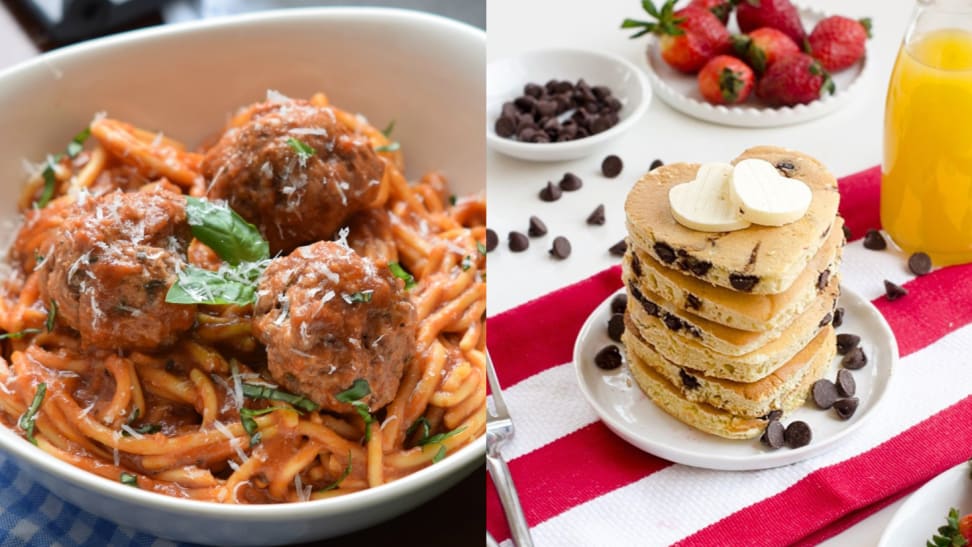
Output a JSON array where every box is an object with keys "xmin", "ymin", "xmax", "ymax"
[{"xmin": 882, "ymin": 28, "xmax": 972, "ymax": 265}]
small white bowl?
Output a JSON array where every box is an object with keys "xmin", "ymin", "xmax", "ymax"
[{"xmin": 486, "ymin": 48, "xmax": 651, "ymax": 162}]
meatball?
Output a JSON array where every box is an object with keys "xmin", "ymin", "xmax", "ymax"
[
  {"xmin": 252, "ymin": 241, "xmax": 416, "ymax": 413},
  {"xmin": 38, "ymin": 188, "xmax": 196, "ymax": 350},
  {"xmin": 202, "ymin": 99, "xmax": 385, "ymax": 253}
]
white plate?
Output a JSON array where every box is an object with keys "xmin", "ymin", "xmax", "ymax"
[
  {"xmin": 0, "ymin": 8, "xmax": 483, "ymax": 546},
  {"xmin": 643, "ymin": 5, "xmax": 868, "ymax": 127},
  {"xmin": 486, "ymin": 48, "xmax": 651, "ymax": 162},
  {"xmin": 878, "ymin": 463, "xmax": 972, "ymax": 547},
  {"xmin": 573, "ymin": 285, "xmax": 896, "ymax": 471}
]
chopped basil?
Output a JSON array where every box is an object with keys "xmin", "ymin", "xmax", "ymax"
[
  {"xmin": 405, "ymin": 416, "xmax": 431, "ymax": 440},
  {"xmin": 374, "ymin": 142, "xmax": 400, "ymax": 153},
  {"xmin": 461, "ymin": 255, "xmax": 472, "ymax": 271},
  {"xmin": 133, "ymin": 423, "xmax": 161, "ymax": 435},
  {"xmin": 184, "ymin": 197, "xmax": 269, "ymax": 266},
  {"xmin": 342, "ymin": 290, "xmax": 373, "ymax": 304},
  {"xmin": 320, "ymin": 451, "xmax": 353, "ymax": 492},
  {"xmin": 287, "ymin": 137, "xmax": 316, "ymax": 163},
  {"xmin": 449, "ymin": 194, "xmax": 457, "ymax": 206},
  {"xmin": 45, "ymin": 300, "xmax": 57, "ymax": 332},
  {"xmin": 66, "ymin": 127, "xmax": 92, "ymax": 158},
  {"xmin": 242, "ymin": 383, "xmax": 319, "ymax": 413},
  {"xmin": 18, "ymin": 382, "xmax": 46, "ymax": 445},
  {"xmin": 239, "ymin": 406, "xmax": 291, "ymax": 447},
  {"xmin": 126, "ymin": 407, "xmax": 140, "ymax": 424},
  {"xmin": 35, "ymin": 155, "xmax": 62, "ymax": 209},
  {"xmin": 433, "ymin": 445, "xmax": 447, "ymax": 463},
  {"xmin": 335, "ymin": 379, "xmax": 374, "ymax": 442},
  {"xmin": 381, "ymin": 120, "xmax": 396, "ymax": 138},
  {"xmin": 388, "ymin": 262, "xmax": 416, "ymax": 290},
  {"xmin": 415, "ymin": 425, "xmax": 466, "ymax": 464},
  {"xmin": 0, "ymin": 329, "xmax": 43, "ymax": 340},
  {"xmin": 165, "ymin": 264, "xmax": 259, "ymax": 306},
  {"xmin": 120, "ymin": 472, "xmax": 139, "ymax": 487},
  {"xmin": 477, "ymin": 241, "xmax": 487, "ymax": 256}
]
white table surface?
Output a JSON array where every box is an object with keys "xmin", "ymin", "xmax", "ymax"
[{"xmin": 487, "ymin": 0, "xmax": 914, "ymax": 544}]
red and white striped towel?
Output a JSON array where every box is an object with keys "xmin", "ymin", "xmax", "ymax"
[{"xmin": 486, "ymin": 166, "xmax": 972, "ymax": 546}]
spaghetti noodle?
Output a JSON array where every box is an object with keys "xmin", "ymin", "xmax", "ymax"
[{"xmin": 0, "ymin": 92, "xmax": 486, "ymax": 503}]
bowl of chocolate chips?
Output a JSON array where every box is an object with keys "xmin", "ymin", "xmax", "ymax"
[{"xmin": 487, "ymin": 47, "xmax": 651, "ymax": 162}]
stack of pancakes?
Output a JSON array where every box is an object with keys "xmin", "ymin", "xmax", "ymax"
[{"xmin": 621, "ymin": 146, "xmax": 843, "ymax": 439}]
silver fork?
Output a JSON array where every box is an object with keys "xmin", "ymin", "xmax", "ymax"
[{"xmin": 486, "ymin": 351, "xmax": 535, "ymax": 547}]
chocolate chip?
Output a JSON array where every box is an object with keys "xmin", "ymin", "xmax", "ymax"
[
  {"xmin": 729, "ymin": 274, "xmax": 759, "ymax": 292},
  {"xmin": 607, "ymin": 313, "xmax": 625, "ymax": 342},
  {"xmin": 884, "ymin": 280, "xmax": 908, "ymax": 301},
  {"xmin": 528, "ymin": 216, "xmax": 548, "ymax": 237},
  {"xmin": 836, "ymin": 369, "xmax": 856, "ymax": 397},
  {"xmin": 816, "ymin": 269, "xmax": 830, "ymax": 291},
  {"xmin": 811, "ymin": 379, "xmax": 839, "ymax": 409},
  {"xmin": 784, "ymin": 421, "xmax": 812, "ymax": 448},
  {"xmin": 601, "ymin": 155, "xmax": 623, "ymax": 178},
  {"xmin": 631, "ymin": 254, "xmax": 642, "ymax": 276},
  {"xmin": 485, "ymin": 229, "xmax": 498, "ymax": 252},
  {"xmin": 610, "ymin": 293, "xmax": 628, "ymax": 314},
  {"xmin": 649, "ymin": 159, "xmax": 664, "ymax": 171},
  {"xmin": 508, "ymin": 231, "xmax": 529, "ymax": 252},
  {"xmin": 679, "ymin": 369, "xmax": 700, "ymax": 390},
  {"xmin": 558, "ymin": 172, "xmax": 583, "ymax": 192},
  {"xmin": 842, "ymin": 224, "xmax": 852, "ymax": 241},
  {"xmin": 836, "ymin": 333, "xmax": 860, "ymax": 354},
  {"xmin": 774, "ymin": 160, "xmax": 796, "ymax": 176},
  {"xmin": 818, "ymin": 313, "xmax": 832, "ymax": 328},
  {"xmin": 764, "ymin": 409, "xmax": 783, "ymax": 422},
  {"xmin": 662, "ymin": 313, "xmax": 683, "ymax": 332},
  {"xmin": 495, "ymin": 116, "xmax": 515, "ymax": 138},
  {"xmin": 833, "ymin": 397, "xmax": 859, "ymax": 420},
  {"xmin": 586, "ymin": 204, "xmax": 606, "ymax": 225},
  {"xmin": 550, "ymin": 236, "xmax": 571, "ymax": 259},
  {"xmin": 653, "ymin": 242, "xmax": 676, "ymax": 264},
  {"xmin": 594, "ymin": 345, "xmax": 622, "ymax": 370},
  {"xmin": 908, "ymin": 252, "xmax": 932, "ymax": 276},
  {"xmin": 761, "ymin": 420, "xmax": 785, "ymax": 449},
  {"xmin": 539, "ymin": 181, "xmax": 562, "ymax": 202},
  {"xmin": 523, "ymin": 83, "xmax": 543, "ymax": 98},
  {"xmin": 680, "ymin": 256, "xmax": 712, "ymax": 277},
  {"xmin": 863, "ymin": 229, "xmax": 887, "ymax": 250},
  {"xmin": 518, "ymin": 126, "xmax": 538, "ymax": 142},
  {"xmin": 609, "ymin": 239, "xmax": 628, "ymax": 257},
  {"xmin": 685, "ymin": 294, "xmax": 702, "ymax": 311},
  {"xmin": 832, "ymin": 307, "xmax": 845, "ymax": 328},
  {"xmin": 842, "ymin": 347, "xmax": 868, "ymax": 370}
]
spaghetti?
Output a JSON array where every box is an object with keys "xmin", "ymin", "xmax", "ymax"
[{"xmin": 0, "ymin": 92, "xmax": 486, "ymax": 503}]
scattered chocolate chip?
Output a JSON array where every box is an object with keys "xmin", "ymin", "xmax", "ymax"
[
  {"xmin": 842, "ymin": 224, "xmax": 852, "ymax": 241},
  {"xmin": 610, "ymin": 293, "xmax": 628, "ymax": 314},
  {"xmin": 508, "ymin": 231, "xmax": 529, "ymax": 252},
  {"xmin": 685, "ymin": 294, "xmax": 702, "ymax": 311},
  {"xmin": 818, "ymin": 313, "xmax": 832, "ymax": 328},
  {"xmin": 832, "ymin": 307, "xmax": 845, "ymax": 328},
  {"xmin": 601, "ymin": 155, "xmax": 623, "ymax": 178},
  {"xmin": 679, "ymin": 369, "xmax": 700, "ymax": 390},
  {"xmin": 761, "ymin": 420, "xmax": 785, "ymax": 449},
  {"xmin": 631, "ymin": 254, "xmax": 642, "ymax": 277},
  {"xmin": 679, "ymin": 256, "xmax": 712, "ymax": 277},
  {"xmin": 784, "ymin": 421, "xmax": 812, "ymax": 448},
  {"xmin": 811, "ymin": 379, "xmax": 839, "ymax": 409},
  {"xmin": 653, "ymin": 242, "xmax": 677, "ymax": 264},
  {"xmin": 559, "ymin": 172, "xmax": 583, "ymax": 191},
  {"xmin": 594, "ymin": 345, "xmax": 623, "ymax": 370},
  {"xmin": 550, "ymin": 236, "xmax": 571, "ymax": 259},
  {"xmin": 485, "ymin": 229, "xmax": 498, "ymax": 252},
  {"xmin": 729, "ymin": 273, "xmax": 759, "ymax": 292},
  {"xmin": 528, "ymin": 216, "xmax": 548, "ymax": 237},
  {"xmin": 662, "ymin": 313, "xmax": 683, "ymax": 332},
  {"xmin": 649, "ymin": 158, "xmax": 664, "ymax": 171},
  {"xmin": 833, "ymin": 397, "xmax": 859, "ymax": 420},
  {"xmin": 836, "ymin": 333, "xmax": 860, "ymax": 355},
  {"xmin": 907, "ymin": 252, "xmax": 932, "ymax": 276},
  {"xmin": 774, "ymin": 160, "xmax": 796, "ymax": 176},
  {"xmin": 607, "ymin": 313, "xmax": 625, "ymax": 342},
  {"xmin": 764, "ymin": 409, "xmax": 783, "ymax": 422},
  {"xmin": 495, "ymin": 116, "xmax": 515, "ymax": 138},
  {"xmin": 586, "ymin": 204, "xmax": 606, "ymax": 225},
  {"xmin": 609, "ymin": 239, "xmax": 628, "ymax": 257},
  {"xmin": 884, "ymin": 280, "xmax": 908, "ymax": 301},
  {"xmin": 862, "ymin": 229, "xmax": 887, "ymax": 250},
  {"xmin": 539, "ymin": 181, "xmax": 562, "ymax": 202},
  {"xmin": 816, "ymin": 269, "xmax": 830, "ymax": 291},
  {"xmin": 836, "ymin": 369, "xmax": 856, "ymax": 398},
  {"xmin": 842, "ymin": 347, "xmax": 868, "ymax": 370}
]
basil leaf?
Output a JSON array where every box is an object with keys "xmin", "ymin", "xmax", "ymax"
[
  {"xmin": 320, "ymin": 451, "xmax": 353, "ymax": 492},
  {"xmin": 184, "ymin": 197, "xmax": 269, "ymax": 265},
  {"xmin": 45, "ymin": 300, "xmax": 57, "ymax": 332},
  {"xmin": 287, "ymin": 137, "xmax": 316, "ymax": 164},
  {"xmin": 405, "ymin": 416, "xmax": 431, "ymax": 440},
  {"xmin": 134, "ymin": 423, "xmax": 161, "ymax": 434},
  {"xmin": 66, "ymin": 127, "xmax": 92, "ymax": 158},
  {"xmin": 242, "ymin": 383, "xmax": 319, "ymax": 413},
  {"xmin": 433, "ymin": 445, "xmax": 447, "ymax": 463},
  {"xmin": 120, "ymin": 472, "xmax": 139, "ymax": 487},
  {"xmin": 36, "ymin": 155, "xmax": 62, "ymax": 209},
  {"xmin": 239, "ymin": 406, "xmax": 292, "ymax": 447},
  {"xmin": 381, "ymin": 120, "xmax": 396, "ymax": 138},
  {"xmin": 18, "ymin": 382, "xmax": 46, "ymax": 445},
  {"xmin": 388, "ymin": 262, "xmax": 416, "ymax": 290},
  {"xmin": 0, "ymin": 328, "xmax": 43, "ymax": 340},
  {"xmin": 461, "ymin": 256, "xmax": 472, "ymax": 271},
  {"xmin": 374, "ymin": 142, "xmax": 400, "ymax": 153},
  {"xmin": 165, "ymin": 265, "xmax": 258, "ymax": 306},
  {"xmin": 342, "ymin": 290, "xmax": 373, "ymax": 304},
  {"xmin": 335, "ymin": 379, "xmax": 371, "ymax": 403},
  {"xmin": 477, "ymin": 241, "xmax": 487, "ymax": 256},
  {"xmin": 416, "ymin": 425, "xmax": 467, "ymax": 447}
]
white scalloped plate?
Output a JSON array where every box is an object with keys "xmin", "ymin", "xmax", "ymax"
[
  {"xmin": 643, "ymin": 5, "xmax": 868, "ymax": 127},
  {"xmin": 877, "ymin": 463, "xmax": 972, "ymax": 547}
]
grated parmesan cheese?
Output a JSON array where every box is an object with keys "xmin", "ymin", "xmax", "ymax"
[{"xmin": 120, "ymin": 424, "xmax": 144, "ymax": 439}]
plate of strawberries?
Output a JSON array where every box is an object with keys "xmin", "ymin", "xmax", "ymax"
[{"xmin": 621, "ymin": 0, "xmax": 870, "ymax": 127}]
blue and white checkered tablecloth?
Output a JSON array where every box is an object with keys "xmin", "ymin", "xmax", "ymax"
[{"xmin": 0, "ymin": 453, "xmax": 186, "ymax": 547}]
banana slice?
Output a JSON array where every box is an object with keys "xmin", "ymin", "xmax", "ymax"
[
  {"xmin": 668, "ymin": 163, "xmax": 751, "ymax": 232},
  {"xmin": 731, "ymin": 159, "xmax": 812, "ymax": 227}
]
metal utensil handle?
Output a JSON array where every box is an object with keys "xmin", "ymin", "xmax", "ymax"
[{"xmin": 486, "ymin": 450, "xmax": 535, "ymax": 547}]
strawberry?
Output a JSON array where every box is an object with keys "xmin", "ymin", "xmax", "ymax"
[
  {"xmin": 756, "ymin": 53, "xmax": 835, "ymax": 107},
  {"xmin": 697, "ymin": 55, "xmax": 754, "ymax": 105},
  {"xmin": 960, "ymin": 513, "xmax": 972, "ymax": 542},
  {"xmin": 736, "ymin": 0, "xmax": 806, "ymax": 46},
  {"xmin": 731, "ymin": 27, "xmax": 800, "ymax": 74},
  {"xmin": 622, "ymin": 0, "xmax": 731, "ymax": 74},
  {"xmin": 688, "ymin": 0, "xmax": 733, "ymax": 24},
  {"xmin": 808, "ymin": 16, "xmax": 872, "ymax": 72}
]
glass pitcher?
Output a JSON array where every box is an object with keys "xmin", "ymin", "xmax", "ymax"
[{"xmin": 882, "ymin": 0, "xmax": 972, "ymax": 266}]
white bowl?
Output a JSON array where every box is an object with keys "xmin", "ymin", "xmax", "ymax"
[
  {"xmin": 486, "ymin": 48, "xmax": 651, "ymax": 162},
  {"xmin": 0, "ymin": 8, "xmax": 484, "ymax": 546}
]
